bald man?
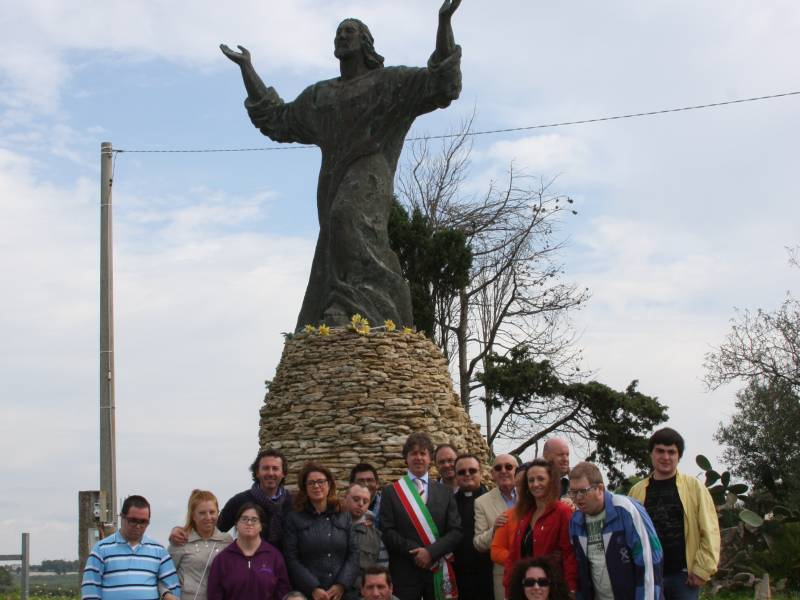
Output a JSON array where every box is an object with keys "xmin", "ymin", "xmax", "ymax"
[
  {"xmin": 473, "ymin": 454, "xmax": 519, "ymax": 600},
  {"xmin": 543, "ymin": 438, "xmax": 571, "ymax": 497}
]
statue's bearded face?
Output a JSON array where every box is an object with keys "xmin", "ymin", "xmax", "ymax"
[{"xmin": 334, "ymin": 20, "xmax": 363, "ymax": 60}]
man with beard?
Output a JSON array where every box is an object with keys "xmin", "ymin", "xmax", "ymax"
[{"xmin": 170, "ymin": 448, "xmax": 292, "ymax": 550}]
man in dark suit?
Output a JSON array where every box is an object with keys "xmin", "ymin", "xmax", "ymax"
[
  {"xmin": 379, "ymin": 432, "xmax": 462, "ymax": 600},
  {"xmin": 452, "ymin": 454, "xmax": 494, "ymax": 600}
]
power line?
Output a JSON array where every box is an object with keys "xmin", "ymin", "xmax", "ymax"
[{"xmin": 114, "ymin": 90, "xmax": 800, "ymax": 154}]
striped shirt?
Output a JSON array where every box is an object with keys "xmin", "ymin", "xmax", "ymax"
[{"xmin": 82, "ymin": 531, "xmax": 181, "ymax": 600}]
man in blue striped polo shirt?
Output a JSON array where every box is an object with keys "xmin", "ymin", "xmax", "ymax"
[{"xmin": 82, "ymin": 495, "xmax": 181, "ymax": 600}]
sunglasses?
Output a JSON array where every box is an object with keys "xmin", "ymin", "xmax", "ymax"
[
  {"xmin": 124, "ymin": 517, "xmax": 150, "ymax": 527},
  {"xmin": 493, "ymin": 463, "xmax": 515, "ymax": 472},
  {"xmin": 457, "ymin": 468, "xmax": 479, "ymax": 476},
  {"xmin": 522, "ymin": 578, "xmax": 550, "ymax": 588}
]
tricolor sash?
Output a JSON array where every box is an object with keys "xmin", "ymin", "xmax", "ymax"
[{"xmin": 393, "ymin": 475, "xmax": 458, "ymax": 600}]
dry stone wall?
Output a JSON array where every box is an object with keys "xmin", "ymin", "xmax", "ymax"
[{"xmin": 259, "ymin": 330, "xmax": 492, "ymax": 485}]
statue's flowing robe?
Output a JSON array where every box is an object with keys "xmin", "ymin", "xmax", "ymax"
[{"xmin": 245, "ymin": 48, "xmax": 462, "ymax": 331}]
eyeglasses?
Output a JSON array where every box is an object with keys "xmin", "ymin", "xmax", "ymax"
[
  {"xmin": 457, "ymin": 468, "xmax": 479, "ymax": 476},
  {"xmin": 522, "ymin": 577, "xmax": 550, "ymax": 588},
  {"xmin": 567, "ymin": 484, "xmax": 599, "ymax": 499},
  {"xmin": 307, "ymin": 478, "xmax": 329, "ymax": 488},
  {"xmin": 238, "ymin": 516, "xmax": 260, "ymax": 525},
  {"xmin": 493, "ymin": 463, "xmax": 515, "ymax": 472},
  {"xmin": 123, "ymin": 517, "xmax": 150, "ymax": 527}
]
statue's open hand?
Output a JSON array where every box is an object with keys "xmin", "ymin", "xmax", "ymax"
[
  {"xmin": 220, "ymin": 44, "xmax": 251, "ymax": 65},
  {"xmin": 439, "ymin": 0, "xmax": 462, "ymax": 19}
]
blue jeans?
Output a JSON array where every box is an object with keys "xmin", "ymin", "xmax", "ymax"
[{"xmin": 663, "ymin": 570, "xmax": 700, "ymax": 600}]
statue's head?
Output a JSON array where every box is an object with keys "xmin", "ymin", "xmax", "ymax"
[{"xmin": 334, "ymin": 18, "xmax": 384, "ymax": 70}]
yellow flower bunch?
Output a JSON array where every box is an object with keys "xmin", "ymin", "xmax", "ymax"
[
  {"xmin": 318, "ymin": 324, "xmax": 330, "ymax": 336},
  {"xmin": 403, "ymin": 326, "xmax": 414, "ymax": 334},
  {"xmin": 384, "ymin": 319, "xmax": 396, "ymax": 332},
  {"xmin": 303, "ymin": 324, "xmax": 316, "ymax": 334}
]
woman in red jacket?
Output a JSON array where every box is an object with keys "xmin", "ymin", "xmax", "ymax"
[{"xmin": 503, "ymin": 458, "xmax": 577, "ymax": 596}]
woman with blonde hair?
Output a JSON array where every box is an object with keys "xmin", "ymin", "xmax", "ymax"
[{"xmin": 169, "ymin": 489, "xmax": 233, "ymax": 600}]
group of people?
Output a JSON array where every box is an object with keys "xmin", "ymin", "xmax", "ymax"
[{"xmin": 81, "ymin": 427, "xmax": 720, "ymax": 600}]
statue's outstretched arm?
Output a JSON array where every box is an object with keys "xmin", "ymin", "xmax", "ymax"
[
  {"xmin": 220, "ymin": 44, "xmax": 269, "ymax": 102},
  {"xmin": 435, "ymin": 0, "xmax": 462, "ymax": 61}
]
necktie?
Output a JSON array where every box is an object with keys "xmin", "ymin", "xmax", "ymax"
[{"xmin": 415, "ymin": 477, "xmax": 426, "ymax": 502}]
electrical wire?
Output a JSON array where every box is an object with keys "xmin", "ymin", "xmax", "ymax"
[{"xmin": 113, "ymin": 90, "xmax": 800, "ymax": 154}]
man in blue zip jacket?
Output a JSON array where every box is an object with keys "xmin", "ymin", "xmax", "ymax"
[{"xmin": 568, "ymin": 462, "xmax": 663, "ymax": 600}]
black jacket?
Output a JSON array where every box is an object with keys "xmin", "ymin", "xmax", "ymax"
[
  {"xmin": 217, "ymin": 487, "xmax": 293, "ymax": 550},
  {"xmin": 283, "ymin": 506, "xmax": 360, "ymax": 599},
  {"xmin": 454, "ymin": 486, "xmax": 494, "ymax": 600}
]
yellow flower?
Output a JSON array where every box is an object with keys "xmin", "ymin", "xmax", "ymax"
[
  {"xmin": 303, "ymin": 324, "xmax": 315, "ymax": 334},
  {"xmin": 318, "ymin": 324, "xmax": 330, "ymax": 336},
  {"xmin": 403, "ymin": 326, "xmax": 413, "ymax": 334},
  {"xmin": 384, "ymin": 319, "xmax": 396, "ymax": 332},
  {"xmin": 351, "ymin": 313, "xmax": 364, "ymax": 326},
  {"xmin": 357, "ymin": 323, "xmax": 371, "ymax": 335}
]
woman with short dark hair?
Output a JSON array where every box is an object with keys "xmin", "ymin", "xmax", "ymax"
[
  {"xmin": 508, "ymin": 556, "xmax": 570, "ymax": 600},
  {"xmin": 283, "ymin": 463, "xmax": 359, "ymax": 600},
  {"xmin": 207, "ymin": 502, "xmax": 290, "ymax": 600}
]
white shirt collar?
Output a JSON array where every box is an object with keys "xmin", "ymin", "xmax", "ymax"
[{"xmin": 407, "ymin": 470, "xmax": 429, "ymax": 485}]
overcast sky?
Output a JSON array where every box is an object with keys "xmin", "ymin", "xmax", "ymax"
[{"xmin": 1, "ymin": 1, "xmax": 798, "ymax": 562}]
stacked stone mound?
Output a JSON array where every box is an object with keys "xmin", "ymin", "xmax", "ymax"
[{"xmin": 259, "ymin": 330, "xmax": 491, "ymax": 484}]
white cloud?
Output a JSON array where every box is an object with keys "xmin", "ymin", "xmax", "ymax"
[
  {"xmin": 0, "ymin": 148, "xmax": 314, "ymax": 561},
  {"xmin": 483, "ymin": 133, "xmax": 589, "ymax": 177}
]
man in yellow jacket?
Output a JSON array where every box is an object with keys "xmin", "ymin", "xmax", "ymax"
[{"xmin": 629, "ymin": 427, "xmax": 720, "ymax": 600}]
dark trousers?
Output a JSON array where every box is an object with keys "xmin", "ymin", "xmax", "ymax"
[
  {"xmin": 663, "ymin": 570, "xmax": 701, "ymax": 600},
  {"xmin": 393, "ymin": 572, "xmax": 437, "ymax": 600}
]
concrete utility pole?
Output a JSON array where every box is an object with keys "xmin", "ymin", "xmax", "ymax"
[{"xmin": 99, "ymin": 142, "xmax": 117, "ymax": 527}]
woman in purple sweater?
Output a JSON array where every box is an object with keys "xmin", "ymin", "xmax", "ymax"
[{"xmin": 207, "ymin": 503, "xmax": 291, "ymax": 600}]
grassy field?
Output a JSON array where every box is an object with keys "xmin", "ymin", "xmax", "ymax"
[{"xmin": 1, "ymin": 573, "xmax": 80, "ymax": 600}]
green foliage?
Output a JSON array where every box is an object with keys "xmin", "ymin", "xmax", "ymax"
[
  {"xmin": 696, "ymin": 454, "xmax": 749, "ymax": 506},
  {"xmin": 0, "ymin": 568, "xmax": 12, "ymax": 593},
  {"xmin": 696, "ymin": 455, "xmax": 712, "ymax": 471},
  {"xmin": 695, "ymin": 455, "xmax": 800, "ymax": 592},
  {"xmin": 478, "ymin": 343, "xmax": 667, "ymax": 486},
  {"xmin": 738, "ymin": 509, "xmax": 763, "ymax": 527},
  {"xmin": 714, "ymin": 379, "xmax": 800, "ymax": 509},
  {"xmin": 36, "ymin": 561, "xmax": 79, "ymax": 576},
  {"xmin": 388, "ymin": 199, "xmax": 472, "ymax": 335},
  {"xmin": 748, "ymin": 522, "xmax": 800, "ymax": 587},
  {"xmin": 1, "ymin": 572, "xmax": 81, "ymax": 600}
]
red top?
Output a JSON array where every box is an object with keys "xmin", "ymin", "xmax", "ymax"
[{"xmin": 503, "ymin": 500, "xmax": 578, "ymax": 593}]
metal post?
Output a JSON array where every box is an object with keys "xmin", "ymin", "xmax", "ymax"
[
  {"xmin": 100, "ymin": 142, "xmax": 117, "ymax": 526},
  {"xmin": 20, "ymin": 533, "xmax": 29, "ymax": 600}
]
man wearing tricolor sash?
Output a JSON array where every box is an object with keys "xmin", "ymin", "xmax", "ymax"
[{"xmin": 379, "ymin": 432, "xmax": 462, "ymax": 600}]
